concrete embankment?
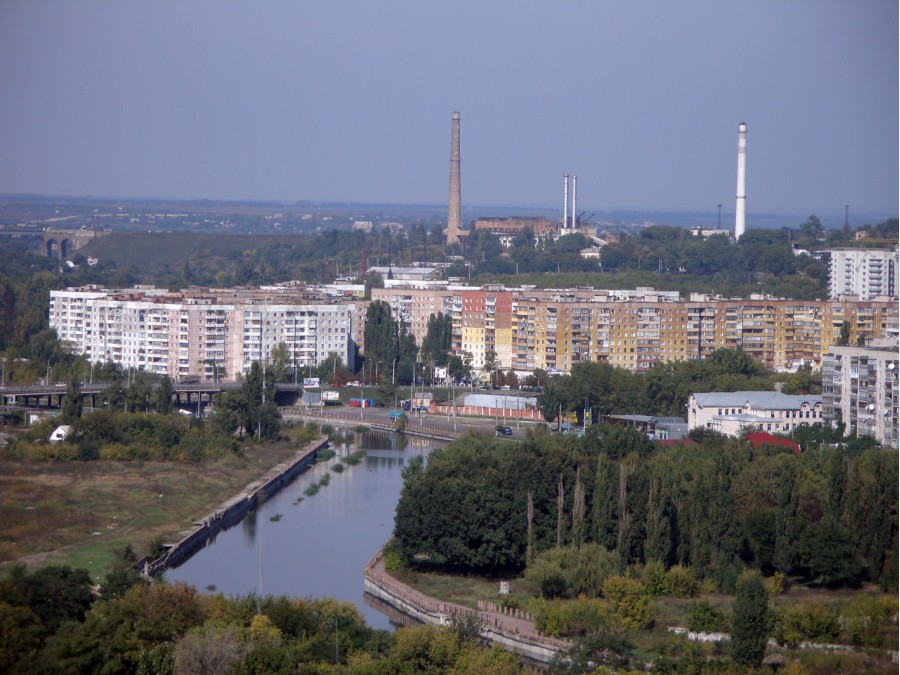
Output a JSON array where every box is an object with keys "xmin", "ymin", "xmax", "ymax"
[
  {"xmin": 363, "ymin": 550, "xmax": 571, "ymax": 665},
  {"xmin": 283, "ymin": 408, "xmax": 460, "ymax": 442},
  {"xmin": 139, "ymin": 436, "xmax": 328, "ymax": 576}
]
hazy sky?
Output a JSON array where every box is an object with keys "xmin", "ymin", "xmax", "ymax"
[{"xmin": 1, "ymin": 1, "xmax": 897, "ymax": 216}]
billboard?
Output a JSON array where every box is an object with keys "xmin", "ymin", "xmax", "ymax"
[
  {"xmin": 321, "ymin": 391, "xmax": 340, "ymax": 402},
  {"xmin": 303, "ymin": 377, "xmax": 321, "ymax": 388}
]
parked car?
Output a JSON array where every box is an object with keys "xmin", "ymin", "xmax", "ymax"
[{"xmin": 497, "ymin": 425, "xmax": 513, "ymax": 436}]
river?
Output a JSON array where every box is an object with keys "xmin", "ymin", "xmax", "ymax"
[{"xmin": 165, "ymin": 429, "xmax": 442, "ymax": 631}]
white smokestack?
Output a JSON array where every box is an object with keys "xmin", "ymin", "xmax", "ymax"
[
  {"xmin": 571, "ymin": 174, "xmax": 577, "ymax": 229},
  {"xmin": 563, "ymin": 173, "xmax": 569, "ymax": 229},
  {"xmin": 735, "ymin": 122, "xmax": 747, "ymax": 240}
]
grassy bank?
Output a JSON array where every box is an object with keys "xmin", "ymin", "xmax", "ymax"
[{"xmin": 0, "ymin": 439, "xmax": 306, "ymax": 580}]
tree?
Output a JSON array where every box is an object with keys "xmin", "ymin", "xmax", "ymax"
[
  {"xmin": 154, "ymin": 376, "xmax": 174, "ymax": 414},
  {"xmin": 421, "ymin": 312, "xmax": 453, "ymax": 368},
  {"xmin": 269, "ymin": 342, "xmax": 292, "ymax": 382},
  {"xmin": 60, "ymin": 372, "xmax": 83, "ymax": 424},
  {"xmin": 731, "ymin": 572, "xmax": 770, "ymax": 668},
  {"xmin": 447, "ymin": 354, "xmax": 471, "ymax": 384}
]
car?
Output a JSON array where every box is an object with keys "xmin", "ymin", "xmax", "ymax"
[{"xmin": 499, "ymin": 426, "xmax": 513, "ymax": 435}]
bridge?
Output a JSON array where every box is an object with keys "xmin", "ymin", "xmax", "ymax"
[
  {"xmin": 0, "ymin": 381, "xmax": 305, "ymax": 413},
  {"xmin": 0, "ymin": 227, "xmax": 110, "ymax": 259}
]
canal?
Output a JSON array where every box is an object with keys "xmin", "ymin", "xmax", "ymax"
[{"xmin": 165, "ymin": 429, "xmax": 443, "ymax": 631}]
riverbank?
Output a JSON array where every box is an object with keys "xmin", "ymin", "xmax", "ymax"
[
  {"xmin": 138, "ymin": 436, "xmax": 328, "ymax": 576},
  {"xmin": 363, "ymin": 549, "xmax": 572, "ymax": 664},
  {"xmin": 0, "ymin": 436, "xmax": 314, "ymax": 579}
]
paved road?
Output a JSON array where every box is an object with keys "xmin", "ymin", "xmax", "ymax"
[{"xmin": 283, "ymin": 405, "xmax": 535, "ymax": 440}]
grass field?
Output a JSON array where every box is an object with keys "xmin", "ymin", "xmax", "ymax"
[{"xmin": 0, "ymin": 439, "xmax": 305, "ymax": 580}]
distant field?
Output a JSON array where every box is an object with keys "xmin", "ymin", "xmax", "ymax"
[
  {"xmin": 81, "ymin": 232, "xmax": 301, "ymax": 273},
  {"xmin": 0, "ymin": 439, "xmax": 304, "ymax": 580}
]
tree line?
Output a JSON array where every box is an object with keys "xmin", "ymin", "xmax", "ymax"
[
  {"xmin": 0, "ymin": 562, "xmax": 524, "ymax": 674},
  {"xmin": 393, "ymin": 427, "xmax": 898, "ymax": 593}
]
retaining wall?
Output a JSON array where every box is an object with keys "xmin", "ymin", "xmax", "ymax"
[
  {"xmin": 139, "ymin": 436, "xmax": 328, "ymax": 576},
  {"xmin": 363, "ymin": 550, "xmax": 570, "ymax": 665}
]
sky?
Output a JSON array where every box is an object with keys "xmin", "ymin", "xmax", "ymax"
[{"xmin": 0, "ymin": 1, "xmax": 897, "ymax": 219}]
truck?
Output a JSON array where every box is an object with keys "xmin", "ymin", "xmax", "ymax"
[{"xmin": 348, "ymin": 398, "xmax": 374, "ymax": 408}]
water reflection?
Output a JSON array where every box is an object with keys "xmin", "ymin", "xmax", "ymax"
[{"xmin": 165, "ymin": 428, "xmax": 441, "ymax": 631}]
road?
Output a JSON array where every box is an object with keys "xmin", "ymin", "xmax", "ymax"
[{"xmin": 282, "ymin": 405, "xmax": 534, "ymax": 441}]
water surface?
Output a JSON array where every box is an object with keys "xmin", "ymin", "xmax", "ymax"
[{"xmin": 166, "ymin": 430, "xmax": 440, "ymax": 630}]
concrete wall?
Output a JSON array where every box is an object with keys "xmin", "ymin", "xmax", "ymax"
[{"xmin": 138, "ymin": 436, "xmax": 328, "ymax": 576}]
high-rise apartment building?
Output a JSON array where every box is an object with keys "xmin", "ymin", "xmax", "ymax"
[
  {"xmin": 50, "ymin": 287, "xmax": 355, "ymax": 381},
  {"xmin": 827, "ymin": 248, "xmax": 898, "ymax": 300},
  {"xmin": 822, "ymin": 334, "xmax": 899, "ymax": 448}
]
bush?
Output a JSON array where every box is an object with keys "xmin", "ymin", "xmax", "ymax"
[
  {"xmin": 602, "ymin": 576, "xmax": 653, "ymax": 632},
  {"xmin": 525, "ymin": 544, "xmax": 619, "ymax": 599},
  {"xmin": 98, "ymin": 443, "xmax": 127, "ymax": 460},
  {"xmin": 687, "ymin": 600, "xmax": 728, "ymax": 633},
  {"xmin": 530, "ymin": 597, "xmax": 606, "ymax": 637},
  {"xmin": 643, "ymin": 560, "xmax": 670, "ymax": 596},
  {"xmin": 839, "ymin": 595, "xmax": 895, "ymax": 647},
  {"xmin": 666, "ymin": 565, "xmax": 700, "ymax": 598},
  {"xmin": 773, "ymin": 602, "xmax": 839, "ymax": 647}
]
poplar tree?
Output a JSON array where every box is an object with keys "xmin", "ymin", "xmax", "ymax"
[{"xmin": 731, "ymin": 573, "xmax": 770, "ymax": 668}]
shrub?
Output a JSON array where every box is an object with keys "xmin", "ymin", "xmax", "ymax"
[
  {"xmin": 687, "ymin": 600, "xmax": 728, "ymax": 633},
  {"xmin": 525, "ymin": 544, "xmax": 619, "ymax": 599},
  {"xmin": 665, "ymin": 565, "xmax": 699, "ymax": 598},
  {"xmin": 99, "ymin": 443, "xmax": 130, "ymax": 460},
  {"xmin": 643, "ymin": 560, "xmax": 670, "ymax": 596},
  {"xmin": 839, "ymin": 595, "xmax": 895, "ymax": 647},
  {"xmin": 530, "ymin": 597, "xmax": 606, "ymax": 637},
  {"xmin": 381, "ymin": 544, "xmax": 405, "ymax": 572},
  {"xmin": 774, "ymin": 602, "xmax": 839, "ymax": 647},
  {"xmin": 331, "ymin": 462, "xmax": 344, "ymax": 473},
  {"xmin": 304, "ymin": 483, "xmax": 320, "ymax": 497},
  {"xmin": 602, "ymin": 576, "xmax": 653, "ymax": 632}
]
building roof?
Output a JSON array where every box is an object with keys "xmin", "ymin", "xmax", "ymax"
[
  {"xmin": 691, "ymin": 391, "xmax": 822, "ymax": 409},
  {"xmin": 746, "ymin": 432, "xmax": 801, "ymax": 454}
]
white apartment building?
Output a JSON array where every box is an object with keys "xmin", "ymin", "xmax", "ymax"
[
  {"xmin": 688, "ymin": 391, "xmax": 824, "ymax": 438},
  {"xmin": 827, "ymin": 248, "xmax": 898, "ymax": 301},
  {"xmin": 50, "ymin": 287, "xmax": 354, "ymax": 382},
  {"xmin": 821, "ymin": 334, "xmax": 899, "ymax": 448}
]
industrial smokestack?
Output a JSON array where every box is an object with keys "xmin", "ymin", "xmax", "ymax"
[
  {"xmin": 735, "ymin": 122, "xmax": 747, "ymax": 240},
  {"xmin": 444, "ymin": 112, "xmax": 462, "ymax": 246},
  {"xmin": 563, "ymin": 173, "xmax": 569, "ymax": 229},
  {"xmin": 571, "ymin": 175, "xmax": 577, "ymax": 229}
]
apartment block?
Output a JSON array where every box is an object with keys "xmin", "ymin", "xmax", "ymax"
[
  {"xmin": 827, "ymin": 248, "xmax": 898, "ymax": 300},
  {"xmin": 822, "ymin": 334, "xmax": 899, "ymax": 448},
  {"xmin": 50, "ymin": 286, "xmax": 355, "ymax": 382}
]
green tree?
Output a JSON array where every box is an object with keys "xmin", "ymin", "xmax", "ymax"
[
  {"xmin": 60, "ymin": 372, "xmax": 83, "ymax": 424},
  {"xmin": 154, "ymin": 375, "xmax": 174, "ymax": 414},
  {"xmin": 269, "ymin": 342, "xmax": 292, "ymax": 382},
  {"xmin": 730, "ymin": 572, "xmax": 770, "ymax": 668},
  {"xmin": 421, "ymin": 312, "xmax": 453, "ymax": 368}
]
